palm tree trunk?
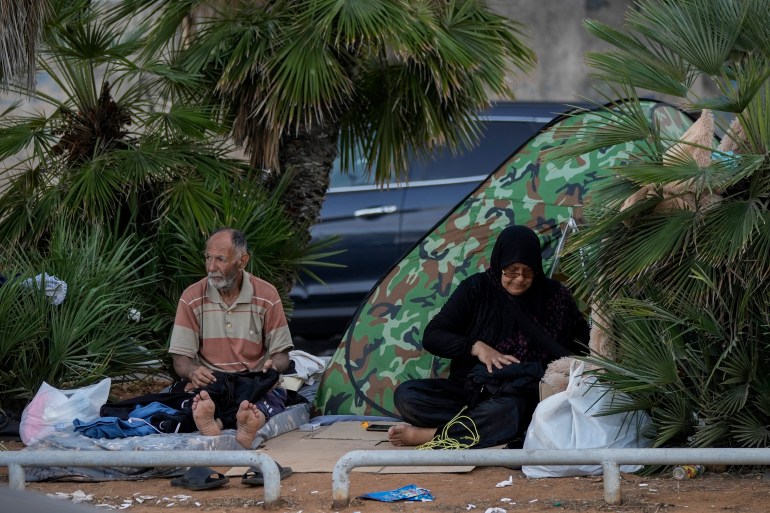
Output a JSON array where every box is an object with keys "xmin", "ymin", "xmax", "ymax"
[
  {"xmin": 0, "ymin": 0, "xmax": 47, "ymax": 90},
  {"xmin": 268, "ymin": 120, "xmax": 340, "ymax": 292},
  {"xmin": 274, "ymin": 121, "xmax": 340, "ymax": 239}
]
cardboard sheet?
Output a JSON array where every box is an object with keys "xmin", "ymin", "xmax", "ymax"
[{"xmin": 227, "ymin": 421, "xmax": 474, "ymax": 474}]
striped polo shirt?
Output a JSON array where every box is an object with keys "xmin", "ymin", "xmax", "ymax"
[{"xmin": 169, "ymin": 271, "xmax": 293, "ymax": 372}]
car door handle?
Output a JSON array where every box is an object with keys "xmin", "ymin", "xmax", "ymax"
[{"xmin": 354, "ymin": 205, "xmax": 398, "ymax": 218}]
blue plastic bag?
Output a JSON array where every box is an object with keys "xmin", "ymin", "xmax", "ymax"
[{"xmin": 357, "ymin": 484, "xmax": 434, "ymax": 502}]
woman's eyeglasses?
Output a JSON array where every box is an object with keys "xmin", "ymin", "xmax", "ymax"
[{"xmin": 501, "ymin": 268, "xmax": 535, "ymax": 280}]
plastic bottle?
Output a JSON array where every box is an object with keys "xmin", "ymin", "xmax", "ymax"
[{"xmin": 672, "ymin": 464, "xmax": 705, "ymax": 480}]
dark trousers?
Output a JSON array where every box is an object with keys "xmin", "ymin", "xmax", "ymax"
[{"xmin": 393, "ymin": 378, "xmax": 537, "ymax": 448}]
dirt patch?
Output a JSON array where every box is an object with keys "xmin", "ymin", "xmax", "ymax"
[
  {"xmin": 108, "ymin": 377, "xmax": 176, "ymax": 401},
  {"xmin": 2, "ymin": 455, "xmax": 769, "ymax": 513}
]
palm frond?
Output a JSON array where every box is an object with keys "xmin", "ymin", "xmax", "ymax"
[
  {"xmin": 142, "ymin": 104, "xmax": 224, "ymax": 139},
  {"xmin": 584, "ymin": 19, "xmax": 692, "ymax": 97},
  {"xmin": 572, "ymin": 0, "xmax": 770, "ymax": 450},
  {"xmin": 627, "ymin": 0, "xmax": 744, "ymax": 76},
  {"xmin": 696, "ymin": 199, "xmax": 766, "ymax": 265},
  {"xmin": 738, "ymin": 82, "xmax": 770, "ymax": 154},
  {"xmin": 0, "ymin": 113, "xmax": 60, "ymax": 162},
  {"xmin": 738, "ymin": 0, "xmax": 770, "ymax": 59},
  {"xmin": 0, "ymin": 221, "xmax": 162, "ymax": 408},
  {"xmin": 730, "ymin": 410, "xmax": 770, "ymax": 447},
  {"xmin": 694, "ymin": 53, "xmax": 770, "ymax": 113},
  {"xmin": 543, "ymin": 95, "xmax": 660, "ymax": 163},
  {"xmin": 649, "ymin": 394, "xmax": 696, "ymax": 447}
]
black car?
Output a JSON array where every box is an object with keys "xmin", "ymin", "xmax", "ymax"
[{"xmin": 289, "ymin": 101, "xmax": 578, "ymax": 345}]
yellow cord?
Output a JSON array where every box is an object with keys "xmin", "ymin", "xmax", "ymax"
[{"xmin": 416, "ymin": 407, "xmax": 480, "ymax": 450}]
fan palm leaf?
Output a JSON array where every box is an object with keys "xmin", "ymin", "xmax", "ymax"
[
  {"xmin": 627, "ymin": 0, "xmax": 744, "ymax": 76},
  {"xmin": 584, "ymin": 19, "xmax": 694, "ymax": 97},
  {"xmin": 554, "ymin": 0, "xmax": 770, "ymax": 449}
]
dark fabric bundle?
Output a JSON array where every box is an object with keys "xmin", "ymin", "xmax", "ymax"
[
  {"xmin": 99, "ymin": 368, "xmax": 281, "ymax": 432},
  {"xmin": 464, "ymin": 362, "xmax": 545, "ymax": 396},
  {"xmin": 192, "ymin": 369, "xmax": 280, "ymax": 428}
]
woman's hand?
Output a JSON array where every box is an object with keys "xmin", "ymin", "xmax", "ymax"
[{"xmin": 471, "ymin": 340, "xmax": 520, "ymax": 373}]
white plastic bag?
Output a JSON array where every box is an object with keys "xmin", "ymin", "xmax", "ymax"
[
  {"xmin": 22, "ymin": 273, "xmax": 68, "ymax": 305},
  {"xmin": 20, "ymin": 377, "xmax": 111, "ymax": 445},
  {"xmin": 522, "ymin": 361, "xmax": 650, "ymax": 478}
]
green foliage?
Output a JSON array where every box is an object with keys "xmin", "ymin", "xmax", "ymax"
[
  {"xmin": 582, "ymin": 276, "xmax": 770, "ymax": 448},
  {"xmin": 106, "ymin": 0, "xmax": 538, "ymax": 262},
  {"xmin": 0, "ymin": 0, "xmax": 330, "ymax": 396},
  {"xmin": 0, "ymin": 222, "xmax": 164, "ymax": 412},
  {"xmin": 556, "ymin": 0, "xmax": 770, "ymax": 448},
  {"xmin": 116, "ymin": 0, "xmax": 535, "ymax": 183}
]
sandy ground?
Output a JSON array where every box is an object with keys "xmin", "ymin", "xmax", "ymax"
[{"xmin": 3, "ymin": 448, "xmax": 770, "ymax": 513}]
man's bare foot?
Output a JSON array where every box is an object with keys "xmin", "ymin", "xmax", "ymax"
[
  {"xmin": 192, "ymin": 390, "xmax": 222, "ymax": 436},
  {"xmin": 388, "ymin": 424, "xmax": 437, "ymax": 446},
  {"xmin": 235, "ymin": 400, "xmax": 266, "ymax": 449}
]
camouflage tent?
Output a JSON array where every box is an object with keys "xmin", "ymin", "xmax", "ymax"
[{"xmin": 314, "ymin": 100, "xmax": 695, "ymax": 417}]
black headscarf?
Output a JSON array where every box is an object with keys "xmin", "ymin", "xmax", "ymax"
[
  {"xmin": 486, "ymin": 225, "xmax": 558, "ymax": 316},
  {"xmin": 489, "ymin": 225, "xmax": 544, "ymax": 275},
  {"xmin": 478, "ymin": 225, "xmax": 573, "ymax": 360}
]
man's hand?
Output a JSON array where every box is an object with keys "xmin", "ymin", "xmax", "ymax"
[
  {"xmin": 263, "ymin": 351, "xmax": 290, "ymax": 373},
  {"xmin": 471, "ymin": 340, "xmax": 520, "ymax": 373},
  {"xmin": 172, "ymin": 354, "xmax": 216, "ymax": 388},
  {"xmin": 189, "ymin": 365, "xmax": 216, "ymax": 388}
]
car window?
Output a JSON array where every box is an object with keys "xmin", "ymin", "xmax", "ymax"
[
  {"xmin": 329, "ymin": 154, "xmax": 374, "ymax": 188},
  {"xmin": 328, "ymin": 119, "xmax": 547, "ymax": 188},
  {"xmin": 408, "ymin": 120, "xmax": 545, "ymax": 181}
]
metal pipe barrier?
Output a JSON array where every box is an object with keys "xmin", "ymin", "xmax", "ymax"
[
  {"xmin": 331, "ymin": 447, "xmax": 770, "ymax": 509},
  {"xmin": 0, "ymin": 450, "xmax": 282, "ymax": 509}
]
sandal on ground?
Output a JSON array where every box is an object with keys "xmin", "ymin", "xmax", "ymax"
[
  {"xmin": 170, "ymin": 467, "xmax": 229, "ymax": 491},
  {"xmin": 241, "ymin": 463, "xmax": 293, "ymax": 486}
]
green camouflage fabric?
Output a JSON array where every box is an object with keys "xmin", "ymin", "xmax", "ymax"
[{"xmin": 314, "ymin": 100, "xmax": 695, "ymax": 417}]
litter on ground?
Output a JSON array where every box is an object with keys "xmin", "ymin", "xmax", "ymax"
[
  {"xmin": 495, "ymin": 475, "xmax": 514, "ymax": 487},
  {"xmin": 357, "ymin": 484, "xmax": 434, "ymax": 502}
]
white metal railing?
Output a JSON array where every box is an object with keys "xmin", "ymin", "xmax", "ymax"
[
  {"xmin": 0, "ymin": 450, "xmax": 281, "ymax": 508},
  {"xmin": 331, "ymin": 447, "xmax": 770, "ymax": 509},
  {"xmin": 6, "ymin": 446, "xmax": 769, "ymax": 509}
]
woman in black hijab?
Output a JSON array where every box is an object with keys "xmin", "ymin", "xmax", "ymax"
[{"xmin": 388, "ymin": 225, "xmax": 589, "ymax": 448}]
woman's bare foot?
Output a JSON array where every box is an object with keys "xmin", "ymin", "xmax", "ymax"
[
  {"xmin": 192, "ymin": 391, "xmax": 222, "ymax": 436},
  {"xmin": 388, "ymin": 424, "xmax": 437, "ymax": 446},
  {"xmin": 235, "ymin": 400, "xmax": 266, "ymax": 449}
]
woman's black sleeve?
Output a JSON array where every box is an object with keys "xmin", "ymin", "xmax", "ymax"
[{"xmin": 422, "ymin": 278, "xmax": 477, "ymax": 359}]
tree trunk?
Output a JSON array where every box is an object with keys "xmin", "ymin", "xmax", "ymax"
[
  {"xmin": 267, "ymin": 120, "xmax": 341, "ymax": 294},
  {"xmin": 0, "ymin": 0, "xmax": 47, "ymax": 90}
]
